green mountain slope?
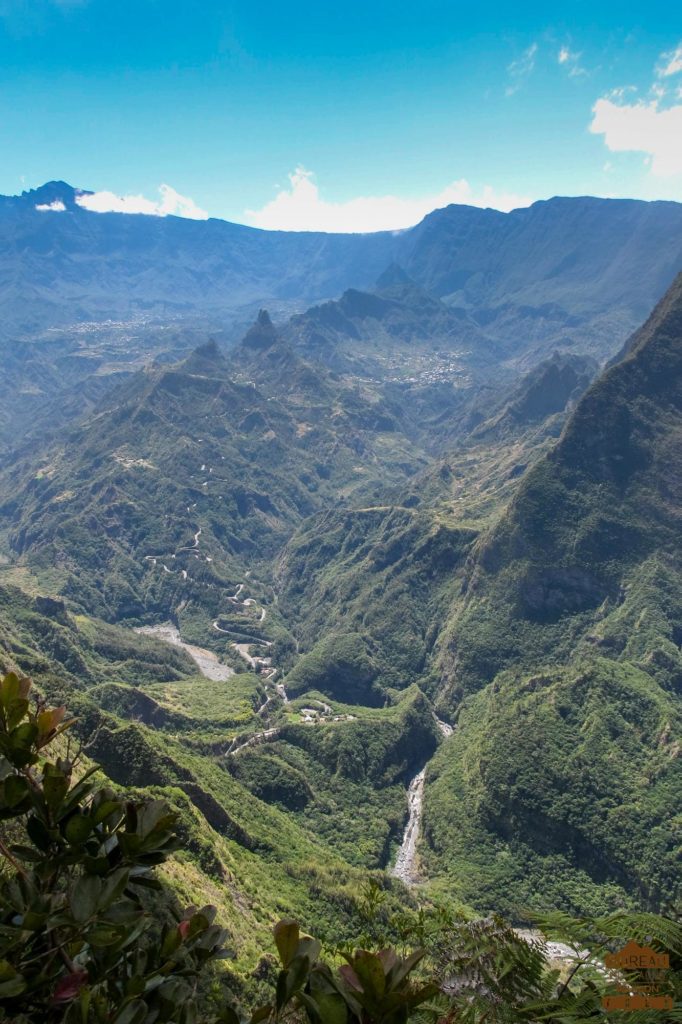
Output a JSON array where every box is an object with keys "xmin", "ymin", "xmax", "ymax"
[
  {"xmin": 0, "ymin": 581, "xmax": 430, "ymax": 968},
  {"xmin": 443, "ymin": 272, "xmax": 682, "ymax": 697},
  {"xmin": 419, "ymin": 274, "xmax": 682, "ymax": 916},
  {"xmin": 0, "ymin": 264, "xmax": 679, "ymax": 947},
  {"xmin": 423, "ymin": 657, "xmax": 680, "ymax": 917},
  {"xmin": 0, "ymin": 321, "xmax": 430, "ymax": 621}
]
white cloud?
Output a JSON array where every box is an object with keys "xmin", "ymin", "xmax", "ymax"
[
  {"xmin": 557, "ymin": 46, "xmax": 586, "ymax": 77},
  {"xmin": 75, "ymin": 184, "xmax": 208, "ymax": 220},
  {"xmin": 35, "ymin": 199, "xmax": 66, "ymax": 212},
  {"xmin": 658, "ymin": 43, "xmax": 682, "ymax": 78},
  {"xmin": 505, "ymin": 42, "xmax": 538, "ymax": 96},
  {"xmin": 243, "ymin": 167, "xmax": 533, "ymax": 233},
  {"xmin": 590, "ymin": 97, "xmax": 682, "ymax": 177}
]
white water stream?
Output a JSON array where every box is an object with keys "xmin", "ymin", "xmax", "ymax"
[
  {"xmin": 390, "ymin": 714, "xmax": 455, "ymax": 885},
  {"xmin": 390, "ymin": 768, "xmax": 426, "ymax": 885}
]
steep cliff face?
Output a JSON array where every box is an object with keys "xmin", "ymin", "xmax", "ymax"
[
  {"xmin": 442, "ymin": 273, "xmax": 682, "ymax": 696},
  {"xmin": 416, "ymin": 276, "xmax": 682, "ymax": 917}
]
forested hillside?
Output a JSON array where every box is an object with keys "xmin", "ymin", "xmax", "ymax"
[
  {"xmin": 0, "ymin": 215, "xmax": 679, "ymax": 971},
  {"xmin": 421, "ymin": 273, "xmax": 682, "ymax": 915}
]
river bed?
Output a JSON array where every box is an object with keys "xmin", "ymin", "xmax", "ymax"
[
  {"xmin": 135, "ymin": 623, "xmax": 235, "ymax": 682},
  {"xmin": 390, "ymin": 767, "xmax": 426, "ymax": 885}
]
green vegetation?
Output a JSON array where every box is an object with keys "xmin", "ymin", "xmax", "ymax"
[
  {"xmin": 284, "ymin": 634, "xmax": 381, "ymax": 705},
  {"xmin": 0, "ymin": 673, "xmax": 228, "ymax": 1024},
  {"xmin": 418, "ymin": 278, "xmax": 682, "ymax": 918},
  {"xmin": 0, "ymin": 266, "xmax": 680, "ymax": 970},
  {"xmin": 278, "ymin": 507, "xmax": 475, "ymax": 699},
  {"xmin": 423, "ymin": 658, "xmax": 681, "ymax": 917},
  {"xmin": 2, "ymin": 673, "xmax": 680, "ymax": 1023}
]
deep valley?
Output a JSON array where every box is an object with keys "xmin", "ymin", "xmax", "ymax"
[{"xmin": 0, "ymin": 185, "xmax": 680, "ymax": 988}]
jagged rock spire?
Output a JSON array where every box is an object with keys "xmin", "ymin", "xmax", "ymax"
[{"xmin": 242, "ymin": 309, "xmax": 278, "ymax": 351}]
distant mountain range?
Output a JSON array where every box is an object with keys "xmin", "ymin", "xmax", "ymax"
[{"xmin": 2, "ymin": 182, "xmax": 681, "ymax": 367}]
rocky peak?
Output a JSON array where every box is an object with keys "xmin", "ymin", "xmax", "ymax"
[
  {"xmin": 22, "ymin": 181, "xmax": 89, "ymax": 212},
  {"xmin": 374, "ymin": 262, "xmax": 413, "ymax": 291},
  {"xmin": 242, "ymin": 309, "xmax": 278, "ymax": 351}
]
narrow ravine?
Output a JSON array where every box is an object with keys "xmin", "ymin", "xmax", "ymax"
[
  {"xmin": 390, "ymin": 714, "xmax": 455, "ymax": 885},
  {"xmin": 390, "ymin": 768, "xmax": 426, "ymax": 886}
]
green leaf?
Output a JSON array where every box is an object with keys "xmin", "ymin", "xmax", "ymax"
[
  {"xmin": 5, "ymin": 699, "xmax": 29, "ymax": 732},
  {"xmin": 8, "ymin": 723, "xmax": 38, "ymax": 766},
  {"xmin": 249, "ymin": 1005, "xmax": 272, "ymax": 1024},
  {"xmin": 135, "ymin": 799, "xmax": 176, "ymax": 840},
  {"xmin": 26, "ymin": 814, "xmax": 53, "ymax": 851},
  {"xmin": 65, "ymin": 814, "xmax": 92, "ymax": 845},
  {"xmin": 348, "ymin": 950, "xmax": 386, "ymax": 1002},
  {"xmin": 36, "ymin": 705, "xmax": 66, "ymax": 740},
  {"xmin": 0, "ymin": 673, "xmax": 20, "ymax": 707},
  {"xmin": 43, "ymin": 768, "xmax": 69, "ymax": 810},
  {"xmin": 91, "ymin": 799, "xmax": 123, "ymax": 826},
  {"xmin": 385, "ymin": 948, "xmax": 424, "ymax": 989},
  {"xmin": 7, "ymin": 843, "xmax": 41, "ymax": 863},
  {"xmin": 87, "ymin": 925, "xmax": 125, "ymax": 947},
  {"xmin": 20, "ymin": 909, "xmax": 48, "ymax": 931},
  {"xmin": 301, "ymin": 991, "xmax": 347, "ymax": 1024},
  {"xmin": 99, "ymin": 868, "xmax": 130, "ymax": 910},
  {"xmin": 0, "ymin": 975, "xmax": 27, "ymax": 997},
  {"xmin": 276, "ymin": 955, "xmax": 311, "ymax": 1012},
  {"xmin": 0, "ymin": 674, "xmax": 29, "ymax": 712},
  {"xmin": 274, "ymin": 919, "xmax": 300, "ymax": 968},
  {"xmin": 70, "ymin": 875, "xmax": 102, "ymax": 923},
  {"xmin": 0, "ymin": 959, "xmax": 26, "ymax": 998},
  {"xmin": 1, "ymin": 774, "xmax": 29, "ymax": 809},
  {"xmin": 113, "ymin": 999, "xmax": 148, "ymax": 1024}
]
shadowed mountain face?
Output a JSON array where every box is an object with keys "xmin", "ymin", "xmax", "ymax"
[
  {"xmin": 415, "ymin": 274, "xmax": 682, "ymax": 917},
  {"xmin": 2, "ymin": 183, "xmax": 681, "ymax": 366},
  {"xmin": 443, "ymin": 272, "xmax": 682, "ymax": 698},
  {"xmin": 0, "ymin": 183, "xmax": 398, "ymax": 339},
  {"xmin": 401, "ymin": 196, "xmax": 682, "ymax": 363}
]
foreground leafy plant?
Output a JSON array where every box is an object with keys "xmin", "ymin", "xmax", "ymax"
[
  {"xmin": 0, "ymin": 672, "xmax": 228, "ymax": 1023},
  {"xmin": 244, "ymin": 919, "xmax": 437, "ymax": 1024}
]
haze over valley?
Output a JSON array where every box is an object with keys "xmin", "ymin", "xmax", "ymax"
[{"xmin": 1, "ymin": 5, "xmax": 681, "ymax": 1018}]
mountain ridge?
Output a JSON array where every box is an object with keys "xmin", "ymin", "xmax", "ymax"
[{"xmin": 2, "ymin": 183, "xmax": 681, "ymax": 367}]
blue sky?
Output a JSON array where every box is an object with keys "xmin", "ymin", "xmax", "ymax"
[{"xmin": 1, "ymin": 0, "xmax": 681, "ymax": 230}]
